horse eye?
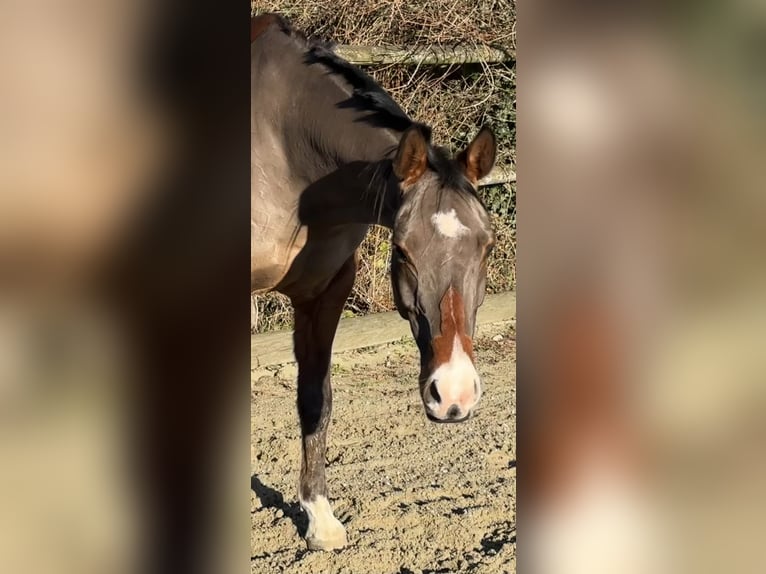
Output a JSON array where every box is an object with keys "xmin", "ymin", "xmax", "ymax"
[{"xmin": 393, "ymin": 245, "xmax": 419, "ymax": 276}]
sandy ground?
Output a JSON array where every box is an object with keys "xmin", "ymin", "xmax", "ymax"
[{"xmin": 251, "ymin": 321, "xmax": 516, "ymax": 574}]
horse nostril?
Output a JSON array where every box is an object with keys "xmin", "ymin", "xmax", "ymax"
[{"xmin": 429, "ymin": 382, "xmax": 441, "ymax": 404}]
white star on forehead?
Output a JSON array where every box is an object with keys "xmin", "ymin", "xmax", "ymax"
[{"xmin": 431, "ymin": 208, "xmax": 469, "ymax": 238}]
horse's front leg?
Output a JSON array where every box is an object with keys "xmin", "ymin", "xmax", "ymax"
[{"xmin": 291, "ymin": 255, "xmax": 356, "ymax": 551}]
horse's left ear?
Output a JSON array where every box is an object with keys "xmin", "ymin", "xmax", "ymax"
[
  {"xmin": 393, "ymin": 124, "xmax": 431, "ymax": 186},
  {"xmin": 458, "ymin": 126, "xmax": 496, "ymax": 183}
]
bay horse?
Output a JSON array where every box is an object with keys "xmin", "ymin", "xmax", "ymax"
[{"xmin": 252, "ymin": 14, "xmax": 498, "ymax": 551}]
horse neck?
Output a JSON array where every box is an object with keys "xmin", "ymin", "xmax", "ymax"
[
  {"xmin": 295, "ymin": 127, "xmax": 403, "ymax": 229},
  {"xmin": 296, "ymin": 157, "xmax": 401, "ymax": 229},
  {"xmin": 274, "ymin": 42, "xmax": 406, "ymax": 228}
]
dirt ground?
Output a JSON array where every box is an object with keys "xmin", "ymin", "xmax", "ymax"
[{"xmin": 251, "ymin": 321, "xmax": 516, "ymax": 574}]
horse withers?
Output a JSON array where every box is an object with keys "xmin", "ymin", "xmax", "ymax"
[{"xmin": 252, "ymin": 13, "xmax": 498, "ymax": 550}]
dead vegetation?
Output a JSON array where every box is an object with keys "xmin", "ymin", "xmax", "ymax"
[{"xmin": 252, "ymin": 1, "xmax": 516, "ymax": 332}]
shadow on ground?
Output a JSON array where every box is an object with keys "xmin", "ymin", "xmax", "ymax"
[{"xmin": 251, "ymin": 474, "xmax": 308, "ymax": 537}]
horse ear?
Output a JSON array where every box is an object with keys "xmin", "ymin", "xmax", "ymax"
[
  {"xmin": 458, "ymin": 126, "xmax": 496, "ymax": 183},
  {"xmin": 393, "ymin": 125, "xmax": 430, "ymax": 185}
]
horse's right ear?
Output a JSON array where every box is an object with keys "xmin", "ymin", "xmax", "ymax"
[{"xmin": 393, "ymin": 125, "xmax": 430, "ymax": 186}]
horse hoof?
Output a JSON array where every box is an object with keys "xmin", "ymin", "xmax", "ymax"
[{"xmin": 306, "ymin": 528, "xmax": 347, "ymax": 551}]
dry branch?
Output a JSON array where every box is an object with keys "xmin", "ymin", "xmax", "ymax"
[
  {"xmin": 335, "ymin": 44, "xmax": 514, "ymax": 66},
  {"xmin": 479, "ymin": 166, "xmax": 516, "ymax": 186}
]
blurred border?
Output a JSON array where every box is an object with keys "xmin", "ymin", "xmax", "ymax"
[
  {"xmin": 519, "ymin": 1, "xmax": 766, "ymax": 573},
  {"xmin": 0, "ymin": 1, "xmax": 251, "ymax": 573}
]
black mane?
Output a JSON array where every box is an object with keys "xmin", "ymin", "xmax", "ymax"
[
  {"xmin": 261, "ymin": 14, "xmax": 414, "ymax": 132},
  {"xmin": 304, "ymin": 46, "xmax": 414, "ymax": 132},
  {"xmin": 427, "ymin": 146, "xmax": 481, "ymax": 200}
]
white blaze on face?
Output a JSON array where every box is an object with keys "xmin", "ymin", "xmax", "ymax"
[
  {"xmin": 299, "ymin": 494, "xmax": 347, "ymax": 550},
  {"xmin": 426, "ymin": 335, "xmax": 481, "ymax": 418},
  {"xmin": 431, "ymin": 208, "xmax": 469, "ymax": 239}
]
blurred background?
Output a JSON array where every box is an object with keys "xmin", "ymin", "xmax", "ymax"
[
  {"xmin": 520, "ymin": 1, "xmax": 766, "ymax": 573},
  {"xmin": 0, "ymin": 1, "xmax": 250, "ymax": 573}
]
